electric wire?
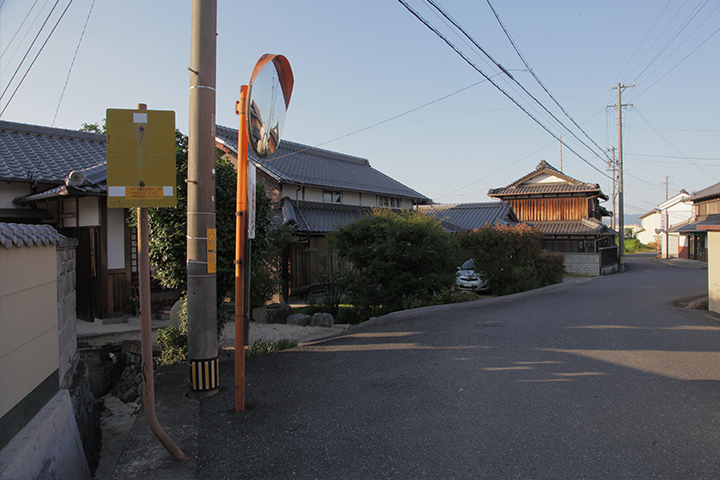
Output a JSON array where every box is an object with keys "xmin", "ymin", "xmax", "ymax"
[
  {"xmin": 615, "ymin": 0, "xmax": 673, "ymax": 83},
  {"xmin": 52, "ymin": 0, "xmax": 95, "ymax": 126},
  {"xmin": 0, "ymin": 0, "xmax": 74, "ymax": 117},
  {"xmin": 398, "ymin": 0, "xmax": 611, "ymax": 180},
  {"xmin": 428, "ymin": 0, "xmax": 609, "ymax": 164},
  {"xmin": 635, "ymin": 21, "xmax": 720, "ymax": 99},
  {"xmin": 632, "ymin": 0, "xmax": 710, "ymax": 84},
  {"xmin": 0, "ymin": 0, "xmax": 61, "ymax": 105},
  {"xmin": 0, "ymin": 0, "xmax": 42, "ymax": 60},
  {"xmin": 483, "ymin": 0, "xmax": 609, "ymax": 162},
  {"xmin": 264, "ymin": 78, "xmax": 491, "ymax": 163},
  {"xmin": 634, "ymin": 107, "xmax": 717, "ymax": 181}
]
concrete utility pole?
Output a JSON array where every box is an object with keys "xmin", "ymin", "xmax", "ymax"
[
  {"xmin": 663, "ymin": 176, "xmax": 673, "ymax": 201},
  {"xmin": 608, "ymin": 146, "xmax": 617, "ymax": 232},
  {"xmin": 612, "ymin": 83, "xmax": 633, "ymax": 271},
  {"xmin": 187, "ymin": 0, "xmax": 218, "ymax": 398}
]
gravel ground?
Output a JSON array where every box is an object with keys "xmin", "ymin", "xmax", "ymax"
[
  {"xmin": 81, "ymin": 321, "xmax": 350, "ymax": 348},
  {"xmin": 220, "ymin": 321, "xmax": 352, "ymax": 348}
]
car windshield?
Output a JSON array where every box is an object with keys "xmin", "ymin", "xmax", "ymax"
[{"xmin": 461, "ymin": 259, "xmax": 475, "ymax": 270}]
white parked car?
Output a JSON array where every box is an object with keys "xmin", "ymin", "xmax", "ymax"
[{"xmin": 456, "ymin": 259, "xmax": 489, "ymax": 292}]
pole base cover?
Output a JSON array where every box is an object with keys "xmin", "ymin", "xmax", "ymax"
[{"xmin": 189, "ymin": 357, "xmax": 219, "ymax": 392}]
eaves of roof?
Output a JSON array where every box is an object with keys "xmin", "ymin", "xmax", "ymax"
[
  {"xmin": 280, "ymin": 198, "xmax": 377, "ymax": 234},
  {"xmin": 531, "ymin": 218, "xmax": 613, "ymax": 235},
  {"xmin": 489, "ymin": 160, "xmax": 608, "ymax": 200},
  {"xmin": 0, "ymin": 120, "xmax": 106, "ymax": 185},
  {"xmin": 418, "ymin": 202, "xmax": 519, "ymax": 231},
  {"xmin": 639, "ymin": 209, "xmax": 660, "ymax": 219},
  {"xmin": 216, "ymin": 124, "xmax": 429, "ymax": 202},
  {"xmin": 687, "ymin": 182, "xmax": 720, "ymax": 203},
  {"xmin": 0, "ymin": 222, "xmax": 66, "ymax": 249},
  {"xmin": 671, "ymin": 214, "xmax": 720, "ymax": 233}
]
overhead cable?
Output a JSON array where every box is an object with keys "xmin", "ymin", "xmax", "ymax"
[
  {"xmin": 483, "ymin": 0, "xmax": 609, "ymax": 161},
  {"xmin": 53, "ymin": 0, "xmax": 96, "ymax": 126},
  {"xmin": 398, "ymin": 0, "xmax": 611, "ymax": 180},
  {"xmin": 0, "ymin": 0, "xmax": 74, "ymax": 117},
  {"xmin": 0, "ymin": 0, "xmax": 62, "ymax": 105}
]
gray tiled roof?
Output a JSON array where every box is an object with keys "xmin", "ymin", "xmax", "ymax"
[
  {"xmin": 216, "ymin": 125, "xmax": 429, "ymax": 202},
  {"xmin": 0, "ymin": 222, "xmax": 65, "ymax": 248},
  {"xmin": 488, "ymin": 160, "xmax": 607, "ymax": 200},
  {"xmin": 0, "ymin": 120, "xmax": 106, "ymax": 185},
  {"xmin": 418, "ymin": 202, "xmax": 519, "ymax": 231},
  {"xmin": 688, "ymin": 182, "xmax": 720, "ymax": 202},
  {"xmin": 280, "ymin": 198, "xmax": 375, "ymax": 234},
  {"xmin": 531, "ymin": 218, "xmax": 613, "ymax": 235},
  {"xmin": 671, "ymin": 214, "xmax": 720, "ymax": 233}
]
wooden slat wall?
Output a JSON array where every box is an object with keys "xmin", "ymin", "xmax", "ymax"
[
  {"xmin": 107, "ymin": 269, "xmax": 127, "ymax": 316},
  {"xmin": 510, "ymin": 197, "xmax": 587, "ymax": 222},
  {"xmin": 697, "ymin": 199, "xmax": 720, "ymax": 216}
]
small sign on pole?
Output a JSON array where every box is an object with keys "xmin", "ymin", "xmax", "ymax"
[{"xmin": 248, "ymin": 162, "xmax": 256, "ymax": 239}]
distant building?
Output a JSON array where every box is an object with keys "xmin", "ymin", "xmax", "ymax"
[
  {"xmin": 635, "ymin": 190, "xmax": 692, "ymax": 258},
  {"xmin": 215, "ymin": 125, "xmax": 430, "ymax": 295},
  {"xmin": 488, "ymin": 160, "xmax": 615, "ymax": 254}
]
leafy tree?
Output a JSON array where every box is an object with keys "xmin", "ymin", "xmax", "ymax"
[
  {"xmin": 456, "ymin": 224, "xmax": 564, "ymax": 296},
  {"xmin": 132, "ymin": 131, "xmax": 280, "ymax": 323},
  {"xmin": 333, "ymin": 208, "xmax": 460, "ymax": 315},
  {"xmin": 79, "ymin": 120, "xmax": 106, "ymax": 134}
]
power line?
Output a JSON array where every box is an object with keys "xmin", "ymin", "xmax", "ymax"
[
  {"xmin": 635, "ymin": 21, "xmax": 720, "ymax": 99},
  {"xmin": 0, "ymin": 0, "xmax": 62, "ymax": 105},
  {"xmin": 483, "ymin": 0, "xmax": 609, "ymax": 161},
  {"xmin": 429, "ymin": 0, "xmax": 609, "ymax": 163},
  {"xmin": 634, "ymin": 107, "xmax": 718, "ymax": 181},
  {"xmin": 53, "ymin": 0, "xmax": 95, "ymax": 126},
  {"xmin": 0, "ymin": 0, "xmax": 74, "ymax": 117},
  {"xmin": 633, "ymin": 0, "xmax": 711, "ymax": 84},
  {"xmin": 397, "ymin": 0, "xmax": 611, "ymax": 180},
  {"xmin": 615, "ymin": 0, "xmax": 673, "ymax": 82},
  {"xmin": 0, "ymin": 0, "xmax": 42, "ymax": 60}
]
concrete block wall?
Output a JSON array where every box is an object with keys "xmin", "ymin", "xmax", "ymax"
[
  {"xmin": 57, "ymin": 238, "xmax": 79, "ymax": 389},
  {"xmin": 563, "ymin": 253, "xmax": 600, "ymax": 276}
]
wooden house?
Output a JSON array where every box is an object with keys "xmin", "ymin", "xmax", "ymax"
[
  {"xmin": 488, "ymin": 160, "xmax": 615, "ymax": 252},
  {"xmin": 0, "ymin": 120, "xmax": 132, "ymax": 320},
  {"xmin": 215, "ymin": 125, "xmax": 430, "ymax": 296},
  {"xmin": 671, "ymin": 182, "xmax": 720, "ymax": 261}
]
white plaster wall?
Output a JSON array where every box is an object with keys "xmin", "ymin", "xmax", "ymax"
[
  {"xmin": 0, "ymin": 184, "xmax": 28, "ymax": 209},
  {"xmin": 0, "ymin": 247, "xmax": 59, "ymax": 418},
  {"xmin": 106, "ymin": 208, "xmax": 125, "ymax": 269},
  {"xmin": 77, "ymin": 197, "xmax": 99, "ymax": 227},
  {"xmin": 708, "ymin": 231, "xmax": 720, "ymax": 315},
  {"xmin": 343, "ymin": 191, "xmax": 360, "ymax": 206},
  {"xmin": 303, "ymin": 187, "xmax": 323, "ymax": 203},
  {"xmin": 637, "ymin": 213, "xmax": 661, "ymax": 245}
]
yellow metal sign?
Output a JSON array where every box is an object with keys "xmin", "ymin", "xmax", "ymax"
[
  {"xmin": 207, "ymin": 228, "xmax": 217, "ymax": 273},
  {"xmin": 106, "ymin": 108, "xmax": 176, "ymax": 208}
]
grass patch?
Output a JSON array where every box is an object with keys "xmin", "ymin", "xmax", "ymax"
[
  {"xmin": 621, "ymin": 238, "xmax": 654, "ymax": 254},
  {"xmin": 246, "ymin": 338, "xmax": 298, "ymax": 356}
]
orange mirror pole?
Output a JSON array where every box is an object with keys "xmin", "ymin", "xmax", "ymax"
[{"xmin": 234, "ymin": 85, "xmax": 250, "ymax": 412}]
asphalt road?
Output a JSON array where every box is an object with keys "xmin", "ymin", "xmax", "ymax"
[{"xmin": 198, "ymin": 253, "xmax": 720, "ymax": 479}]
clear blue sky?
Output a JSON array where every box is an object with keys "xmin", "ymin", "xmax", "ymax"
[{"xmin": 1, "ymin": 0, "xmax": 718, "ymax": 221}]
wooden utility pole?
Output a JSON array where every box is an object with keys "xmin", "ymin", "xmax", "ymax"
[{"xmin": 611, "ymin": 83, "xmax": 633, "ymax": 271}]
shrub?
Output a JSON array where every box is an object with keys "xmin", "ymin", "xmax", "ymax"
[
  {"xmin": 333, "ymin": 208, "xmax": 461, "ymax": 315},
  {"xmin": 457, "ymin": 224, "xmax": 564, "ymax": 296},
  {"xmin": 246, "ymin": 339, "xmax": 298, "ymax": 356},
  {"xmin": 156, "ymin": 297, "xmax": 188, "ymax": 365}
]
